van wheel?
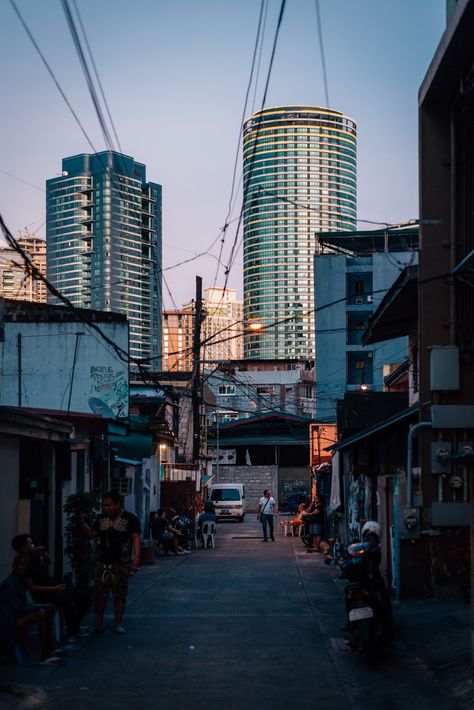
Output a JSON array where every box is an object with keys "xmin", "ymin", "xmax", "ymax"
[{"xmin": 238, "ymin": 515, "xmax": 245, "ymax": 522}]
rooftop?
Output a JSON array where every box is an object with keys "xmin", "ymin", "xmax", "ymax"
[
  {"xmin": 2, "ymin": 299, "xmax": 127, "ymax": 324},
  {"xmin": 317, "ymin": 226, "xmax": 419, "ymax": 256}
]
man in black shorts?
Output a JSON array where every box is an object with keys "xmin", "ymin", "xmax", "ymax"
[{"xmin": 81, "ymin": 492, "xmax": 140, "ymax": 635}]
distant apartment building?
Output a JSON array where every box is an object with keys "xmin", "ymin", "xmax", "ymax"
[
  {"xmin": 0, "ymin": 235, "xmax": 47, "ymax": 302},
  {"xmin": 162, "ymin": 309, "xmax": 194, "ymax": 372},
  {"xmin": 242, "ymin": 106, "xmax": 357, "ymax": 360},
  {"xmin": 46, "ymin": 151, "xmax": 162, "ymax": 365},
  {"xmin": 183, "ymin": 287, "xmax": 243, "ymax": 363},
  {"xmin": 314, "ymin": 227, "xmax": 419, "ymax": 423},
  {"xmin": 206, "ymin": 358, "xmax": 315, "ymax": 421}
]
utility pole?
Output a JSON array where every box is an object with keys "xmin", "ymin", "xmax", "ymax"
[
  {"xmin": 216, "ymin": 412, "xmax": 220, "ymax": 483},
  {"xmin": 192, "ymin": 276, "xmax": 204, "ymax": 463}
]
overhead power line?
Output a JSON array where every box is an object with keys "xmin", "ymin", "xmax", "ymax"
[
  {"xmin": 315, "ymin": 0, "xmax": 330, "ymax": 108},
  {"xmin": 224, "ymin": 0, "xmax": 288, "ymax": 288},
  {"xmin": 71, "ymin": 0, "xmax": 122, "ymax": 152},
  {"xmin": 9, "ymin": 0, "xmax": 99, "ymax": 155},
  {"xmin": 61, "ymin": 0, "xmax": 116, "ymax": 151}
]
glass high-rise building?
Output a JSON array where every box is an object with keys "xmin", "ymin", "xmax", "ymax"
[
  {"xmin": 242, "ymin": 106, "xmax": 357, "ymax": 359},
  {"xmin": 46, "ymin": 151, "xmax": 162, "ymax": 366}
]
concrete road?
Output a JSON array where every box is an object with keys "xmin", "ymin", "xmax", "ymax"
[{"xmin": 0, "ymin": 517, "xmax": 466, "ymax": 709}]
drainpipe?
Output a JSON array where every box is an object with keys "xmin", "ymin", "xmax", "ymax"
[
  {"xmin": 393, "ymin": 470, "xmax": 401, "ymax": 600},
  {"xmin": 394, "ymin": 420, "xmax": 432, "ymax": 600},
  {"xmin": 450, "ymin": 84, "xmax": 463, "ymax": 345},
  {"xmin": 407, "ymin": 421, "xmax": 432, "ymax": 507},
  {"xmin": 17, "ymin": 333, "xmax": 22, "ymax": 406}
]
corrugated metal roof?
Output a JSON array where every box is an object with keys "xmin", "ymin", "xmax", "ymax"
[
  {"xmin": 130, "ymin": 386, "xmax": 166, "ymax": 399},
  {"xmin": 328, "ymin": 405, "xmax": 418, "ymax": 452}
]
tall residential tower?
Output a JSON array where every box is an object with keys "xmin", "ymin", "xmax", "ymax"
[
  {"xmin": 242, "ymin": 106, "xmax": 357, "ymax": 359},
  {"xmin": 46, "ymin": 151, "xmax": 162, "ymax": 365}
]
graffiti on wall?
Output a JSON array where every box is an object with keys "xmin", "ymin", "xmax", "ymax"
[
  {"xmin": 347, "ymin": 475, "xmax": 371, "ymax": 541},
  {"xmin": 88, "ymin": 366, "xmax": 128, "ymax": 418}
]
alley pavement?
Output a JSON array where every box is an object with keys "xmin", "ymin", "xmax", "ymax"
[{"xmin": 1, "ymin": 517, "xmax": 473, "ymax": 710}]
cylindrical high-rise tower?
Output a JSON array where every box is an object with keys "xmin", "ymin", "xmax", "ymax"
[{"xmin": 242, "ymin": 106, "xmax": 357, "ymax": 359}]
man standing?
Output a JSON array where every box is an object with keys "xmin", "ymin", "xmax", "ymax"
[
  {"xmin": 81, "ymin": 491, "xmax": 140, "ymax": 635},
  {"xmin": 257, "ymin": 489, "xmax": 277, "ymax": 542}
]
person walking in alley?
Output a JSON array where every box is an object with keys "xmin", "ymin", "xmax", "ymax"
[
  {"xmin": 80, "ymin": 491, "xmax": 140, "ymax": 636},
  {"xmin": 257, "ymin": 489, "xmax": 277, "ymax": 541}
]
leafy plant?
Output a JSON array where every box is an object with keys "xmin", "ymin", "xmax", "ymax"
[{"xmin": 63, "ymin": 490, "xmax": 101, "ymax": 587}]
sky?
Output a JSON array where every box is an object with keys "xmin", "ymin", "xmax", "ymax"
[{"xmin": 0, "ymin": 0, "xmax": 446, "ymax": 308}]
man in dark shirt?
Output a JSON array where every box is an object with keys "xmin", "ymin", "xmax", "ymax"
[
  {"xmin": 11, "ymin": 534, "xmax": 91, "ymax": 642},
  {"xmin": 81, "ymin": 491, "xmax": 140, "ymax": 636},
  {"xmin": 0, "ymin": 556, "xmax": 56, "ymax": 662}
]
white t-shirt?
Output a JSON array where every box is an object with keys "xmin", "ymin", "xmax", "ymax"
[{"xmin": 259, "ymin": 496, "xmax": 275, "ymax": 516}]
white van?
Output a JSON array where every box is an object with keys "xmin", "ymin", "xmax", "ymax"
[{"xmin": 209, "ymin": 483, "xmax": 246, "ymax": 522}]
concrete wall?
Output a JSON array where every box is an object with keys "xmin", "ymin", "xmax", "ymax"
[
  {"xmin": 278, "ymin": 466, "xmax": 311, "ymax": 503},
  {"xmin": 0, "ymin": 434, "xmax": 19, "ymax": 581},
  {"xmin": 215, "ymin": 465, "xmax": 278, "ymax": 512},
  {"xmin": 0, "ymin": 320, "xmax": 129, "ymax": 417}
]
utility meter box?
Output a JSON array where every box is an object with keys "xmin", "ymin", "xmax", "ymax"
[
  {"xmin": 429, "ymin": 346, "xmax": 460, "ymax": 391},
  {"xmin": 431, "ymin": 440, "xmax": 452, "ymax": 473},
  {"xmin": 399, "ymin": 507, "xmax": 420, "ymax": 540}
]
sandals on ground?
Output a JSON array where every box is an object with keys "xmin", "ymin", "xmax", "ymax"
[{"xmin": 39, "ymin": 656, "xmax": 66, "ymax": 666}]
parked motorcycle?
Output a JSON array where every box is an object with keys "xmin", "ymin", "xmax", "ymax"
[{"xmin": 325, "ymin": 521, "xmax": 393, "ymax": 660}]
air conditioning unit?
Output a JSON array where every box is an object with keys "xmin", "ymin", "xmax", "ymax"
[
  {"xmin": 355, "ymin": 298, "xmax": 363, "ymax": 305},
  {"xmin": 367, "ymin": 295, "xmax": 373, "ymax": 303},
  {"xmin": 111, "ymin": 477, "xmax": 133, "ymax": 496}
]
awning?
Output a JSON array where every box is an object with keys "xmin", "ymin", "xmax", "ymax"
[
  {"xmin": 110, "ymin": 431, "xmax": 154, "ymax": 460},
  {"xmin": 362, "ymin": 265, "xmax": 418, "ymax": 345},
  {"xmin": 327, "ymin": 405, "xmax": 418, "ymax": 452},
  {"xmin": 114, "ymin": 456, "xmax": 142, "ymax": 466}
]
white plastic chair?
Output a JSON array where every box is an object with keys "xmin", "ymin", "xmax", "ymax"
[{"xmin": 201, "ymin": 521, "xmax": 216, "ymax": 549}]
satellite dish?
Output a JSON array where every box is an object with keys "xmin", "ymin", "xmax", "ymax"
[{"xmin": 89, "ymin": 397, "xmax": 115, "ymax": 418}]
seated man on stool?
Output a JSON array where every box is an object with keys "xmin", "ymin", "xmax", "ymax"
[
  {"xmin": 151, "ymin": 509, "xmax": 190, "ymax": 556},
  {"xmin": 0, "ymin": 556, "xmax": 60, "ymax": 665}
]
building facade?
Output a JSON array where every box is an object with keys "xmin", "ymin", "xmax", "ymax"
[
  {"xmin": 183, "ymin": 287, "xmax": 244, "ymax": 363},
  {"xmin": 0, "ymin": 299, "xmax": 129, "ymax": 417},
  {"xmin": 314, "ymin": 228, "xmax": 419, "ymax": 423},
  {"xmin": 242, "ymin": 106, "xmax": 357, "ymax": 360},
  {"xmin": 0, "ymin": 235, "xmax": 47, "ymax": 303},
  {"xmin": 46, "ymin": 151, "xmax": 162, "ymax": 365},
  {"xmin": 162, "ymin": 309, "xmax": 194, "ymax": 372},
  {"xmin": 206, "ymin": 358, "xmax": 315, "ymax": 421}
]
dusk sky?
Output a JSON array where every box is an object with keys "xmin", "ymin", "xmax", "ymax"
[{"xmin": 0, "ymin": 0, "xmax": 445, "ymax": 307}]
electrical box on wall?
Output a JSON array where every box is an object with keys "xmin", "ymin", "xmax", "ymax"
[
  {"xmin": 399, "ymin": 507, "xmax": 420, "ymax": 539},
  {"xmin": 429, "ymin": 346, "xmax": 460, "ymax": 391},
  {"xmin": 431, "ymin": 440, "xmax": 452, "ymax": 473}
]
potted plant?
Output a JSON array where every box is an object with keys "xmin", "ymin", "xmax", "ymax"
[{"xmin": 63, "ymin": 490, "xmax": 101, "ymax": 588}]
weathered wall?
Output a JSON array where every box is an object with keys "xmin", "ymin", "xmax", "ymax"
[
  {"xmin": 1, "ymin": 320, "xmax": 129, "ymax": 417},
  {"xmin": 215, "ymin": 465, "xmax": 278, "ymax": 512},
  {"xmin": 278, "ymin": 466, "xmax": 311, "ymax": 503}
]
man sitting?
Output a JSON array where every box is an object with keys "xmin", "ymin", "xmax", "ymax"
[
  {"xmin": 11, "ymin": 534, "xmax": 92, "ymax": 643},
  {"xmin": 197, "ymin": 502, "xmax": 217, "ymax": 547},
  {"xmin": 0, "ymin": 556, "xmax": 61, "ymax": 665},
  {"xmin": 151, "ymin": 509, "xmax": 190, "ymax": 556}
]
